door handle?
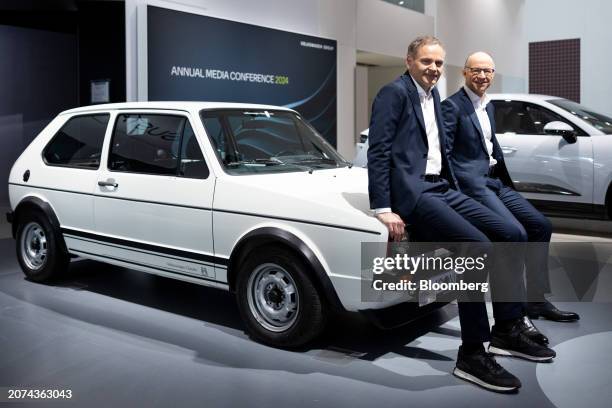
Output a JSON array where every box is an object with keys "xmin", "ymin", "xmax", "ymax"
[
  {"xmin": 501, "ymin": 146, "xmax": 517, "ymax": 154},
  {"xmin": 98, "ymin": 180, "xmax": 118, "ymax": 188}
]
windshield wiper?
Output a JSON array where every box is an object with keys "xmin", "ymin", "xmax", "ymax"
[
  {"xmin": 226, "ymin": 158, "xmax": 285, "ymax": 167},
  {"xmin": 290, "ymin": 157, "xmax": 339, "ymax": 166}
]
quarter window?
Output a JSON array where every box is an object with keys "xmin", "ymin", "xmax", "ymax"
[
  {"xmin": 43, "ymin": 114, "xmax": 110, "ymax": 169},
  {"xmin": 179, "ymin": 122, "xmax": 209, "ymax": 179},
  {"xmin": 109, "ymin": 114, "xmax": 208, "ymax": 178}
]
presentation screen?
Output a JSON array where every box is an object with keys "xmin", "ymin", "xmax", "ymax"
[{"xmin": 147, "ymin": 6, "xmax": 337, "ymax": 146}]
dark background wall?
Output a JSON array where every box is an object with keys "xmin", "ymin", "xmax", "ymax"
[{"xmin": 0, "ymin": 0, "xmax": 126, "ymax": 207}]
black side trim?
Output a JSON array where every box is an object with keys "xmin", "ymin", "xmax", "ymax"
[
  {"xmin": 10, "ymin": 182, "xmax": 92, "ymax": 196},
  {"xmin": 66, "ymin": 235, "xmax": 219, "ymax": 268},
  {"xmin": 227, "ymin": 227, "xmax": 345, "ymax": 312},
  {"xmin": 528, "ymin": 199, "xmax": 606, "ymax": 220},
  {"xmin": 62, "ymin": 228, "xmax": 228, "ymax": 266},
  {"xmin": 514, "ymin": 181, "xmax": 580, "ymax": 196},
  {"xmin": 215, "ymin": 208, "xmax": 382, "ymax": 235},
  {"xmin": 10, "ymin": 182, "xmax": 380, "ymax": 235},
  {"xmin": 9, "ymin": 183, "xmax": 213, "ymax": 211},
  {"xmin": 68, "ymin": 248, "xmax": 223, "ymax": 284},
  {"xmin": 94, "ymin": 194, "xmax": 212, "ymax": 211}
]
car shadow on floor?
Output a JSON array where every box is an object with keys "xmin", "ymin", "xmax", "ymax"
[
  {"xmin": 1, "ymin": 238, "xmax": 465, "ymax": 392},
  {"xmin": 58, "ymin": 257, "xmax": 461, "ymax": 358}
]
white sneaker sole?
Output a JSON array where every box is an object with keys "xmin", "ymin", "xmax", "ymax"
[
  {"xmin": 488, "ymin": 345, "xmax": 554, "ymax": 362},
  {"xmin": 453, "ymin": 368, "xmax": 519, "ymax": 393}
]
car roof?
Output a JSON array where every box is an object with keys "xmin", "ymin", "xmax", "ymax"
[
  {"xmin": 59, "ymin": 101, "xmax": 296, "ymax": 115},
  {"xmin": 488, "ymin": 93, "xmax": 566, "ymax": 103}
]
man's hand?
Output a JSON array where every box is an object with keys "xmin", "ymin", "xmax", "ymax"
[{"xmin": 376, "ymin": 212, "xmax": 405, "ymax": 241}]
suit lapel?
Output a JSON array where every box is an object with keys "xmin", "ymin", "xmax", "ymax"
[
  {"xmin": 402, "ymin": 75, "xmax": 428, "ymax": 144},
  {"xmin": 487, "ymin": 103, "xmax": 503, "ymax": 160},
  {"xmin": 460, "ymin": 88, "xmax": 489, "ymax": 155},
  {"xmin": 433, "ymin": 88, "xmax": 446, "ymax": 151},
  {"xmin": 486, "ymin": 102, "xmax": 496, "ymax": 134}
]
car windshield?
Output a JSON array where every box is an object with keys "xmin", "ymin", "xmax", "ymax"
[
  {"xmin": 200, "ymin": 109, "xmax": 349, "ymax": 174},
  {"xmin": 548, "ymin": 99, "xmax": 612, "ymax": 134}
]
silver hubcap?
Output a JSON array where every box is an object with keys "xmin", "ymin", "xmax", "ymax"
[
  {"xmin": 20, "ymin": 222, "xmax": 48, "ymax": 270},
  {"xmin": 247, "ymin": 263, "xmax": 299, "ymax": 332}
]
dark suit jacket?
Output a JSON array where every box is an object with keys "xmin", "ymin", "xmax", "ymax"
[
  {"xmin": 367, "ymin": 72, "xmax": 457, "ymax": 221},
  {"xmin": 441, "ymin": 88, "xmax": 513, "ymax": 198}
]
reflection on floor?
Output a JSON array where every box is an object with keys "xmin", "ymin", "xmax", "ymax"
[
  {"xmin": 0, "ymin": 206, "xmax": 11, "ymax": 239},
  {"xmin": 0, "ymin": 234, "xmax": 611, "ymax": 407}
]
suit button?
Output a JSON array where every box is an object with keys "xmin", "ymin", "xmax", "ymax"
[{"xmin": 422, "ymin": 154, "xmax": 427, "ymax": 158}]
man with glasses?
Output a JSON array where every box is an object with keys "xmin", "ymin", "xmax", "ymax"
[
  {"xmin": 368, "ymin": 38, "xmax": 555, "ymax": 393},
  {"xmin": 442, "ymin": 51, "xmax": 579, "ymax": 352}
]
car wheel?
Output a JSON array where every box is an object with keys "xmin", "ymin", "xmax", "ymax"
[
  {"xmin": 236, "ymin": 246, "xmax": 327, "ymax": 348},
  {"xmin": 15, "ymin": 211, "xmax": 68, "ymax": 282}
]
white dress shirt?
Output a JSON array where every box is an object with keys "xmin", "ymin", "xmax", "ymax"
[
  {"xmin": 463, "ymin": 85, "xmax": 497, "ymax": 167},
  {"xmin": 374, "ymin": 76, "xmax": 441, "ymax": 215},
  {"xmin": 413, "ymin": 76, "xmax": 442, "ymax": 176}
]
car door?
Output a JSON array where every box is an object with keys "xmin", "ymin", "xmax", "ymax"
[
  {"xmin": 91, "ymin": 110, "xmax": 222, "ymax": 285},
  {"xmin": 492, "ymin": 100, "xmax": 593, "ymax": 206}
]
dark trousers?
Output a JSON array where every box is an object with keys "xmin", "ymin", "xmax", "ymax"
[
  {"xmin": 477, "ymin": 177, "xmax": 553, "ymax": 300},
  {"xmin": 409, "ymin": 180, "xmax": 525, "ymax": 343}
]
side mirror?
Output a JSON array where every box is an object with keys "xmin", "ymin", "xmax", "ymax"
[{"xmin": 544, "ymin": 121, "xmax": 577, "ymax": 144}]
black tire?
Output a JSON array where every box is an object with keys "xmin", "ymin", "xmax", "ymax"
[
  {"xmin": 15, "ymin": 210, "xmax": 69, "ymax": 282},
  {"xmin": 236, "ymin": 246, "xmax": 327, "ymax": 348}
]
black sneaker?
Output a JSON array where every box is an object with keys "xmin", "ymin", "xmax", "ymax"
[
  {"xmin": 453, "ymin": 346, "xmax": 521, "ymax": 393},
  {"xmin": 489, "ymin": 321, "xmax": 556, "ymax": 362}
]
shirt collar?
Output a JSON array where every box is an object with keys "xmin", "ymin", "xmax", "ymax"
[
  {"xmin": 463, "ymin": 85, "xmax": 490, "ymax": 108},
  {"xmin": 410, "ymin": 74, "xmax": 433, "ymax": 99}
]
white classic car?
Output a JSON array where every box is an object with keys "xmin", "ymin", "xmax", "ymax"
[
  {"xmin": 7, "ymin": 102, "xmax": 440, "ymax": 348},
  {"xmin": 354, "ymin": 94, "xmax": 612, "ymax": 219}
]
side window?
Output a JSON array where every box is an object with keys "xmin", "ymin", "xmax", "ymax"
[
  {"xmin": 524, "ymin": 103, "xmax": 575, "ymax": 135},
  {"xmin": 179, "ymin": 122, "xmax": 209, "ymax": 179},
  {"xmin": 109, "ymin": 114, "xmax": 183, "ymax": 175},
  {"xmin": 493, "ymin": 101, "xmax": 576, "ymax": 135},
  {"xmin": 43, "ymin": 114, "xmax": 110, "ymax": 169},
  {"xmin": 109, "ymin": 114, "xmax": 209, "ymax": 178},
  {"xmin": 493, "ymin": 101, "xmax": 532, "ymax": 134}
]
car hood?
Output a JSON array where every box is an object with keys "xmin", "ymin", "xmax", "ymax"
[{"xmin": 213, "ymin": 167, "xmax": 386, "ymax": 235}]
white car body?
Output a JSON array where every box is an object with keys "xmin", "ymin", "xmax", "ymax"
[
  {"xmin": 11, "ymin": 101, "xmax": 455, "ymax": 348},
  {"xmin": 490, "ymin": 94, "xmax": 612, "ymax": 219},
  {"xmin": 8, "ymin": 102, "xmax": 393, "ymax": 311},
  {"xmin": 354, "ymin": 94, "xmax": 612, "ymax": 219}
]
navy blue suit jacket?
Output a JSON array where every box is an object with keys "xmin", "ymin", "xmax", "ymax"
[
  {"xmin": 367, "ymin": 73, "xmax": 458, "ymax": 221},
  {"xmin": 441, "ymin": 88, "xmax": 514, "ymax": 198}
]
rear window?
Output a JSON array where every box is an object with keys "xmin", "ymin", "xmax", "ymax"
[{"xmin": 43, "ymin": 114, "xmax": 110, "ymax": 169}]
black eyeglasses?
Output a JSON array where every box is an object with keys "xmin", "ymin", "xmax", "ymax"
[{"xmin": 465, "ymin": 67, "xmax": 495, "ymax": 76}]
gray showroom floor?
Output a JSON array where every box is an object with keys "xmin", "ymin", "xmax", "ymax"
[{"xmin": 1, "ymin": 224, "xmax": 612, "ymax": 407}]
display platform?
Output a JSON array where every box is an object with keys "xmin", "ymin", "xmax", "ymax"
[{"xmin": 1, "ymin": 235, "xmax": 611, "ymax": 407}]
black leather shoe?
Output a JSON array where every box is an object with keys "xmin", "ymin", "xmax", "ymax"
[
  {"xmin": 520, "ymin": 316, "xmax": 549, "ymax": 345},
  {"xmin": 527, "ymin": 301, "xmax": 580, "ymax": 322},
  {"xmin": 454, "ymin": 346, "xmax": 521, "ymax": 393},
  {"xmin": 489, "ymin": 321, "xmax": 556, "ymax": 362}
]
